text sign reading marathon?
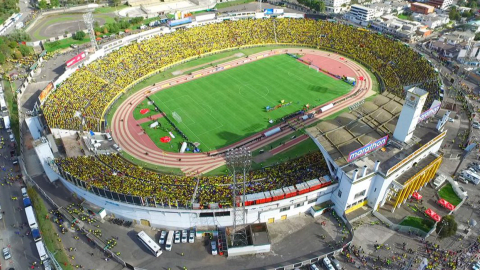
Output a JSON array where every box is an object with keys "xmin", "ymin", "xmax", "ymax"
[{"xmin": 347, "ymin": 135, "xmax": 389, "ymax": 163}]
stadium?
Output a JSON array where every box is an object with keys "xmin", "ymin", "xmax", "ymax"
[{"xmin": 32, "ymin": 16, "xmax": 444, "ymax": 236}]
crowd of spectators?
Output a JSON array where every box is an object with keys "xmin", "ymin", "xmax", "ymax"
[
  {"xmin": 42, "ymin": 18, "xmax": 439, "ymax": 132},
  {"xmin": 54, "ymin": 152, "xmax": 327, "ymax": 207}
]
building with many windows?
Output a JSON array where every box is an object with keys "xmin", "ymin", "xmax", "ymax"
[
  {"xmin": 427, "ymin": 0, "xmax": 452, "ymax": 10},
  {"xmin": 345, "ymin": 4, "xmax": 375, "ymax": 22}
]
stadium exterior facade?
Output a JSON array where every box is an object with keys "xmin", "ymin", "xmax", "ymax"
[{"xmin": 56, "ymin": 172, "xmax": 337, "ymax": 229}]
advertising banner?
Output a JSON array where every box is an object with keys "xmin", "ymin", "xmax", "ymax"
[
  {"xmin": 347, "ymin": 135, "xmax": 389, "ymax": 162},
  {"xmin": 66, "ymin": 52, "xmax": 86, "ymax": 68},
  {"xmin": 39, "ymin": 82, "xmax": 54, "ymax": 103}
]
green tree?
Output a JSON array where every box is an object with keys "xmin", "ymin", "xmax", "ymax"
[
  {"xmin": 51, "ymin": 0, "xmax": 60, "ymax": 6},
  {"xmin": 12, "ymin": 50, "xmax": 22, "ymax": 60},
  {"xmin": 38, "ymin": 0, "xmax": 48, "ymax": 9},
  {"xmin": 449, "ymin": 7, "xmax": 461, "ymax": 20},
  {"xmin": 436, "ymin": 215, "xmax": 458, "ymax": 239},
  {"xmin": 18, "ymin": 44, "xmax": 31, "ymax": 56},
  {"xmin": 7, "ymin": 29, "xmax": 31, "ymax": 42},
  {"xmin": 318, "ymin": 0, "xmax": 326, "ymax": 12},
  {"xmin": 73, "ymin": 31, "xmax": 86, "ymax": 40},
  {"xmin": 0, "ymin": 52, "xmax": 5, "ymax": 64},
  {"xmin": 112, "ymin": 0, "xmax": 121, "ymax": 6}
]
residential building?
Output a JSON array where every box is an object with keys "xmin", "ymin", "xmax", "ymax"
[
  {"xmin": 324, "ymin": 0, "xmax": 351, "ymax": 13},
  {"xmin": 410, "ymin": 2, "xmax": 435, "ymax": 14},
  {"xmin": 412, "ymin": 13, "xmax": 449, "ymax": 29},
  {"xmin": 439, "ymin": 30, "xmax": 475, "ymax": 44},
  {"xmin": 370, "ymin": 17, "xmax": 423, "ymax": 41},
  {"xmin": 427, "ymin": 0, "xmax": 452, "ymax": 10},
  {"xmin": 346, "ymin": 4, "xmax": 375, "ymax": 22}
]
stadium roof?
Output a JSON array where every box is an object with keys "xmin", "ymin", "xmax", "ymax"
[{"xmin": 306, "ymin": 92, "xmax": 443, "ymax": 178}]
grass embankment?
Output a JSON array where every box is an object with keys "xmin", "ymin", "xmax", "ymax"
[
  {"xmin": 27, "ymin": 188, "xmax": 74, "ymax": 270},
  {"xmin": 215, "ymin": 0, "xmax": 256, "ymax": 9},
  {"xmin": 43, "ymin": 37, "xmax": 90, "ymax": 52},
  {"xmin": 3, "ymin": 80, "xmax": 20, "ymax": 153},
  {"xmin": 438, "ymin": 183, "xmax": 462, "ymax": 206},
  {"xmin": 400, "ymin": 216, "xmax": 435, "ymax": 233}
]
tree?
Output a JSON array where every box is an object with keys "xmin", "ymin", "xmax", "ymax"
[
  {"xmin": 436, "ymin": 215, "xmax": 458, "ymax": 239},
  {"xmin": 112, "ymin": 0, "xmax": 121, "ymax": 6},
  {"xmin": 7, "ymin": 29, "xmax": 31, "ymax": 42},
  {"xmin": 0, "ymin": 52, "xmax": 5, "ymax": 65},
  {"xmin": 318, "ymin": 0, "xmax": 325, "ymax": 12},
  {"xmin": 38, "ymin": 0, "xmax": 48, "ymax": 9},
  {"xmin": 51, "ymin": 0, "xmax": 60, "ymax": 6},
  {"xmin": 18, "ymin": 44, "xmax": 31, "ymax": 57},
  {"xmin": 73, "ymin": 31, "xmax": 86, "ymax": 40},
  {"xmin": 449, "ymin": 7, "xmax": 461, "ymax": 21}
]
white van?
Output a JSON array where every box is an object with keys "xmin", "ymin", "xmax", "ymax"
[
  {"xmin": 21, "ymin": 187, "xmax": 27, "ymax": 198},
  {"xmin": 461, "ymin": 170, "xmax": 480, "ymax": 185},
  {"xmin": 105, "ymin": 133, "xmax": 113, "ymax": 141},
  {"xmin": 165, "ymin": 230, "xmax": 174, "ymax": 251}
]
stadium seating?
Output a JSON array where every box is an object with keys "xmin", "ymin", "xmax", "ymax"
[
  {"xmin": 47, "ymin": 18, "xmax": 440, "ymax": 206},
  {"xmin": 55, "ymin": 152, "xmax": 327, "ymax": 207},
  {"xmin": 43, "ymin": 18, "xmax": 439, "ymax": 132}
]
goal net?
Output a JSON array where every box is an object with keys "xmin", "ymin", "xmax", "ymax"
[
  {"xmin": 172, "ymin": 111, "xmax": 182, "ymax": 123},
  {"xmin": 309, "ymin": 65, "xmax": 319, "ymax": 72}
]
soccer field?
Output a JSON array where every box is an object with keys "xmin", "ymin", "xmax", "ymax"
[{"xmin": 135, "ymin": 54, "xmax": 352, "ymax": 151}]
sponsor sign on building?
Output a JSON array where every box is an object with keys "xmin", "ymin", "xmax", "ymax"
[
  {"xmin": 39, "ymin": 82, "xmax": 54, "ymax": 103},
  {"xmin": 347, "ymin": 135, "xmax": 389, "ymax": 162},
  {"xmin": 66, "ymin": 52, "xmax": 86, "ymax": 68}
]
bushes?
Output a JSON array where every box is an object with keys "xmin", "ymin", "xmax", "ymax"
[{"xmin": 73, "ymin": 31, "xmax": 86, "ymax": 41}]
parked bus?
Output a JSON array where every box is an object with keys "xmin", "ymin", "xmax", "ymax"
[
  {"xmin": 25, "ymin": 206, "xmax": 38, "ymax": 229},
  {"xmin": 165, "ymin": 230, "xmax": 174, "ymax": 251},
  {"xmin": 35, "ymin": 241, "xmax": 49, "ymax": 261},
  {"xmin": 137, "ymin": 231, "xmax": 162, "ymax": 257}
]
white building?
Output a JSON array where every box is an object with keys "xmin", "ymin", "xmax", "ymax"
[
  {"xmin": 369, "ymin": 17, "xmax": 424, "ymax": 41},
  {"xmin": 412, "ymin": 13, "xmax": 450, "ymax": 29},
  {"xmin": 346, "ymin": 4, "xmax": 375, "ymax": 22},
  {"xmin": 325, "ymin": 0, "xmax": 351, "ymax": 13},
  {"xmin": 306, "ymin": 89, "xmax": 445, "ymax": 217}
]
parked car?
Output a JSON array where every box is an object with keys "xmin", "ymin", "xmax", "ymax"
[
  {"xmin": 309, "ymin": 263, "xmax": 320, "ymax": 270},
  {"xmin": 188, "ymin": 230, "xmax": 195, "ymax": 243},
  {"xmin": 474, "ymin": 121, "xmax": 480, "ymax": 129},
  {"xmin": 2, "ymin": 247, "xmax": 11, "ymax": 260},
  {"xmin": 330, "ymin": 257, "xmax": 342, "ymax": 270},
  {"xmin": 9, "ymin": 133, "xmax": 14, "ymax": 142},
  {"xmin": 211, "ymin": 241, "xmax": 217, "ymax": 255},
  {"xmin": 159, "ymin": 231, "xmax": 167, "ymax": 245},
  {"xmin": 105, "ymin": 133, "xmax": 113, "ymax": 141},
  {"xmin": 181, "ymin": 230, "xmax": 187, "ymax": 243},
  {"xmin": 174, "ymin": 231, "xmax": 181, "ymax": 244},
  {"xmin": 112, "ymin": 144, "xmax": 122, "ymax": 152}
]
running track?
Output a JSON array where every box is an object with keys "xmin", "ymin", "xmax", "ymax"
[{"xmin": 111, "ymin": 48, "xmax": 374, "ymax": 175}]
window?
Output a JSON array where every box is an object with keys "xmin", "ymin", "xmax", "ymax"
[
  {"xmin": 295, "ymin": 202, "xmax": 305, "ymax": 208},
  {"xmin": 338, "ymin": 190, "xmax": 342, "ymax": 198},
  {"xmin": 308, "ymin": 199, "xmax": 317, "ymax": 204},
  {"xmin": 280, "ymin": 206, "xmax": 290, "ymax": 212},
  {"xmin": 374, "ymin": 188, "xmax": 377, "ymax": 192},
  {"xmin": 354, "ymin": 190, "xmax": 366, "ymax": 199},
  {"xmin": 199, "ymin": 212, "xmax": 214, "ymax": 217}
]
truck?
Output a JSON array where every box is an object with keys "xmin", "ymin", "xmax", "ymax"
[
  {"xmin": 460, "ymin": 170, "xmax": 480, "ymax": 185},
  {"xmin": 13, "ymin": 159, "xmax": 20, "ymax": 172}
]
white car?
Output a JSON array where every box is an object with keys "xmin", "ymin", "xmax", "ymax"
[
  {"xmin": 181, "ymin": 229, "xmax": 187, "ymax": 243},
  {"xmin": 174, "ymin": 231, "xmax": 181, "ymax": 244},
  {"xmin": 211, "ymin": 241, "xmax": 217, "ymax": 255},
  {"xmin": 159, "ymin": 231, "xmax": 167, "ymax": 245},
  {"xmin": 8, "ymin": 134, "xmax": 14, "ymax": 142},
  {"xmin": 309, "ymin": 264, "xmax": 320, "ymax": 270},
  {"xmin": 188, "ymin": 230, "xmax": 195, "ymax": 243},
  {"xmin": 112, "ymin": 144, "xmax": 122, "ymax": 152},
  {"xmin": 2, "ymin": 247, "xmax": 11, "ymax": 260}
]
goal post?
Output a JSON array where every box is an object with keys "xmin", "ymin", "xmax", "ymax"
[
  {"xmin": 172, "ymin": 111, "xmax": 182, "ymax": 123},
  {"xmin": 309, "ymin": 65, "xmax": 319, "ymax": 72}
]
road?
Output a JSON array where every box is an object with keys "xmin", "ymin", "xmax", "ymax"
[{"xmin": 0, "ymin": 82, "xmax": 38, "ymax": 270}]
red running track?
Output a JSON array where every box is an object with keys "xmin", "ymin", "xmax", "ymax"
[{"xmin": 110, "ymin": 48, "xmax": 373, "ymax": 175}]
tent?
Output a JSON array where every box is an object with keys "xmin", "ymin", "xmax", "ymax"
[
  {"xmin": 425, "ymin": 208, "xmax": 441, "ymax": 222},
  {"xmin": 412, "ymin": 192, "xmax": 422, "ymax": 200},
  {"xmin": 438, "ymin": 198, "xmax": 448, "ymax": 207}
]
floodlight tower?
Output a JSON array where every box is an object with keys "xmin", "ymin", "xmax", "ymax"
[
  {"xmin": 83, "ymin": 11, "xmax": 98, "ymax": 52},
  {"xmin": 226, "ymin": 147, "xmax": 251, "ymax": 247}
]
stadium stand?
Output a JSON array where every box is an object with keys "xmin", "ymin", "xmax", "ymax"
[
  {"xmin": 46, "ymin": 18, "xmax": 439, "ymax": 208},
  {"xmin": 42, "ymin": 18, "xmax": 439, "ymax": 132}
]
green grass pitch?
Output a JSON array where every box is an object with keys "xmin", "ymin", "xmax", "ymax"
[{"xmin": 134, "ymin": 54, "xmax": 352, "ymax": 152}]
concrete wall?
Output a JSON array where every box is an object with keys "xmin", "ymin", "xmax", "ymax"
[
  {"xmin": 228, "ymin": 244, "xmax": 271, "ymax": 257},
  {"xmin": 58, "ymin": 174, "xmax": 337, "ymax": 229}
]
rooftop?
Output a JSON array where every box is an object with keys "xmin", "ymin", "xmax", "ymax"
[{"xmin": 306, "ymin": 92, "xmax": 443, "ymax": 178}]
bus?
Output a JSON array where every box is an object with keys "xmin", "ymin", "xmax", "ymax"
[
  {"xmin": 165, "ymin": 230, "xmax": 174, "ymax": 251},
  {"xmin": 25, "ymin": 206, "xmax": 38, "ymax": 229},
  {"xmin": 137, "ymin": 231, "xmax": 162, "ymax": 257},
  {"xmin": 35, "ymin": 241, "xmax": 49, "ymax": 261}
]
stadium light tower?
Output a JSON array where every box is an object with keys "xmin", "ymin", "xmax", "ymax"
[
  {"xmin": 83, "ymin": 11, "xmax": 98, "ymax": 52},
  {"xmin": 225, "ymin": 147, "xmax": 251, "ymax": 247}
]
